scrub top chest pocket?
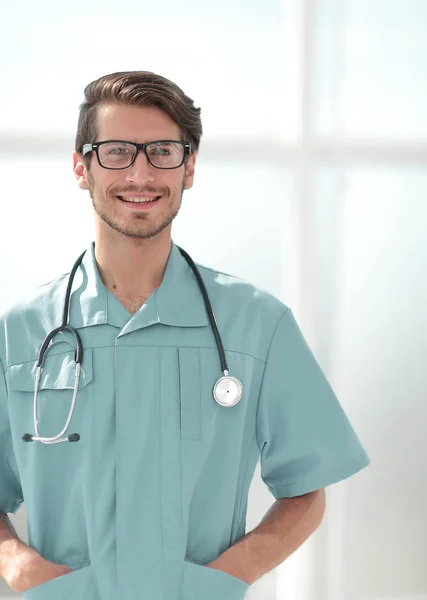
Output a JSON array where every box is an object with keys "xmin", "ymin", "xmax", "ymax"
[{"xmin": 7, "ymin": 349, "xmax": 93, "ymax": 448}]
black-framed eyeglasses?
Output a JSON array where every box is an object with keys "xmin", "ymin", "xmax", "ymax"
[{"xmin": 82, "ymin": 139, "xmax": 192, "ymax": 170}]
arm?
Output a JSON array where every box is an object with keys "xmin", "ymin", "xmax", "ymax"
[
  {"xmin": 0, "ymin": 511, "xmax": 36, "ymax": 581},
  {"xmin": 0, "ymin": 511, "xmax": 19, "ymax": 541},
  {"xmin": 0, "ymin": 511, "xmax": 30, "ymax": 581},
  {"xmin": 206, "ymin": 488, "xmax": 326, "ymax": 585},
  {"xmin": 0, "ymin": 512, "xmax": 73, "ymax": 593}
]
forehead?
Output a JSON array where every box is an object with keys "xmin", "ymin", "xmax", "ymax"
[{"xmin": 96, "ymin": 103, "xmax": 181, "ymax": 142}]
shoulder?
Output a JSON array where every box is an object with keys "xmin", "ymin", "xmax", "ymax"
[
  {"xmin": 0, "ymin": 272, "xmax": 68, "ymax": 321},
  {"xmin": 194, "ymin": 259, "xmax": 290, "ymax": 343},
  {"xmin": 0, "ymin": 272, "xmax": 68, "ymax": 363}
]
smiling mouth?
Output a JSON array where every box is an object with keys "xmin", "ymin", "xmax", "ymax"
[{"xmin": 117, "ymin": 195, "xmax": 162, "ymax": 204}]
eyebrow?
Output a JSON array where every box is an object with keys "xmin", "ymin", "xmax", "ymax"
[{"xmin": 100, "ymin": 138, "xmax": 180, "ymax": 145}]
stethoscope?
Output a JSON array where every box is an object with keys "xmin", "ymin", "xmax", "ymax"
[{"xmin": 22, "ymin": 245, "xmax": 243, "ymax": 445}]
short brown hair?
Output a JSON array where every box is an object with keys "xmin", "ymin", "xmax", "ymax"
[{"xmin": 75, "ymin": 71, "xmax": 203, "ymax": 170}]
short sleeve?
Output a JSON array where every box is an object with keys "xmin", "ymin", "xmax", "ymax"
[
  {"xmin": 256, "ymin": 307, "xmax": 370, "ymax": 499},
  {"xmin": 0, "ymin": 357, "xmax": 24, "ymax": 514}
]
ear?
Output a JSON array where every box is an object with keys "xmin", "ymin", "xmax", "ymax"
[
  {"xmin": 183, "ymin": 151, "xmax": 197, "ymax": 190},
  {"xmin": 73, "ymin": 152, "xmax": 90, "ymax": 190}
]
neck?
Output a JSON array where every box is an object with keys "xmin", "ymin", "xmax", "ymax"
[{"xmin": 94, "ymin": 234, "xmax": 172, "ymax": 299}]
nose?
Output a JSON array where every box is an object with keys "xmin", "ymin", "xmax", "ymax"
[{"xmin": 124, "ymin": 148, "xmax": 156, "ymax": 184}]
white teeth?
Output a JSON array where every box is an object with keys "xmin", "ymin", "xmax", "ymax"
[{"xmin": 121, "ymin": 196, "xmax": 159, "ymax": 203}]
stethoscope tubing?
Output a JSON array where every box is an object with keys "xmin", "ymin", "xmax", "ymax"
[{"xmin": 23, "ymin": 245, "xmax": 243, "ymax": 445}]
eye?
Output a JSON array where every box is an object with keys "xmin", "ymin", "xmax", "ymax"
[
  {"xmin": 149, "ymin": 145, "xmax": 172, "ymax": 156},
  {"xmin": 107, "ymin": 146, "xmax": 131, "ymax": 155}
]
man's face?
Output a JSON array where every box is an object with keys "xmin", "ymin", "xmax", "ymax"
[{"xmin": 73, "ymin": 103, "xmax": 197, "ymax": 240}]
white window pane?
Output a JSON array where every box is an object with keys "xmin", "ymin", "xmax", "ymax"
[
  {"xmin": 315, "ymin": 0, "xmax": 427, "ymax": 139},
  {"xmin": 1, "ymin": 1, "xmax": 287, "ymax": 141},
  {"xmin": 316, "ymin": 165, "xmax": 427, "ymax": 598},
  {"xmin": 0, "ymin": 157, "xmax": 93, "ymax": 310}
]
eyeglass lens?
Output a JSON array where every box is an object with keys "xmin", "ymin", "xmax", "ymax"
[{"xmin": 98, "ymin": 141, "xmax": 184, "ymax": 169}]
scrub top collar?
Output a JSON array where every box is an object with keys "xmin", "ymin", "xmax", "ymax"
[{"xmin": 67, "ymin": 240, "xmax": 209, "ymax": 335}]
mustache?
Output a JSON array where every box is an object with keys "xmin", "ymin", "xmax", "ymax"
[{"xmin": 112, "ymin": 189, "xmax": 164, "ymax": 196}]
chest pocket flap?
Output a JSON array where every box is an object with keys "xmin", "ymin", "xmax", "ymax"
[{"xmin": 8, "ymin": 349, "xmax": 93, "ymax": 392}]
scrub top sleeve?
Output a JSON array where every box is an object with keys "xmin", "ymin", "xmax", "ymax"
[
  {"xmin": 0, "ymin": 357, "xmax": 24, "ymax": 515},
  {"xmin": 256, "ymin": 307, "xmax": 370, "ymax": 499}
]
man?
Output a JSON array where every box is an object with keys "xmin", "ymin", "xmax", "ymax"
[{"xmin": 0, "ymin": 71, "xmax": 370, "ymax": 599}]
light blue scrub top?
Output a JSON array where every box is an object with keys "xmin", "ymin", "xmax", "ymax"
[{"xmin": 0, "ymin": 240, "xmax": 370, "ymax": 600}]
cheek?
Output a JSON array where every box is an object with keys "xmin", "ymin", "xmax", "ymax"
[{"xmin": 101, "ymin": 180, "xmax": 122, "ymax": 199}]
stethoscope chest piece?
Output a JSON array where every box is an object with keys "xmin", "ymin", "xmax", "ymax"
[{"xmin": 213, "ymin": 374, "xmax": 243, "ymax": 407}]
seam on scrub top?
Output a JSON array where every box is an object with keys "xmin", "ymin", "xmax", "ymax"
[
  {"xmin": 177, "ymin": 348, "xmax": 184, "ymax": 530},
  {"xmin": 106, "ymin": 345, "xmax": 267, "ymax": 365},
  {"xmin": 3, "ymin": 449, "xmax": 23, "ymax": 502},
  {"xmin": 6, "ymin": 348, "xmax": 89, "ymax": 368},
  {"xmin": 198, "ymin": 347, "xmax": 202, "ymax": 439},
  {"xmin": 7, "ymin": 346, "xmax": 267, "ymax": 368},
  {"xmin": 190, "ymin": 345, "xmax": 265, "ymax": 364},
  {"xmin": 1, "ymin": 355, "xmax": 10, "ymax": 396},
  {"xmin": 271, "ymin": 450, "xmax": 371, "ymax": 492},
  {"xmin": 0, "ymin": 356, "xmax": 25, "ymax": 503},
  {"xmin": 233, "ymin": 433, "xmax": 258, "ymax": 529},
  {"xmin": 114, "ymin": 340, "xmax": 118, "ymax": 589},
  {"xmin": 254, "ymin": 307, "xmax": 290, "ymax": 454},
  {"xmin": 195, "ymin": 263, "xmax": 249, "ymax": 284},
  {"xmin": 159, "ymin": 346, "xmax": 166, "ymax": 600}
]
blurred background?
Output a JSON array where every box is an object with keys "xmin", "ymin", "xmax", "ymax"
[{"xmin": 1, "ymin": 0, "xmax": 426, "ymax": 598}]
